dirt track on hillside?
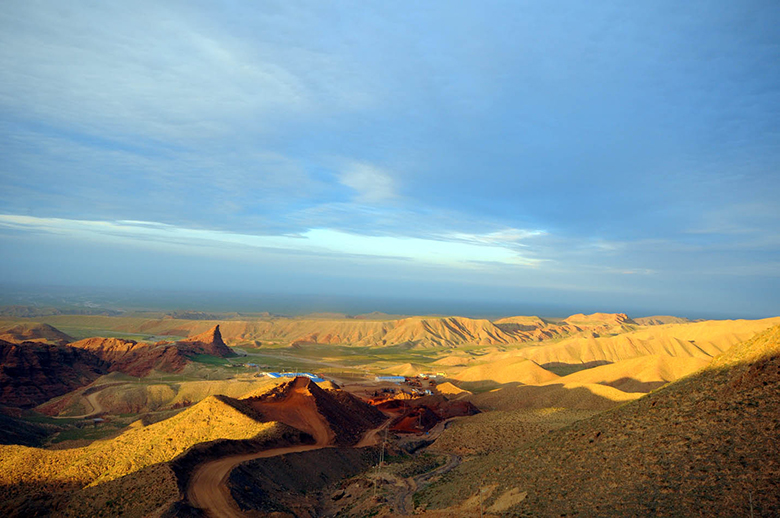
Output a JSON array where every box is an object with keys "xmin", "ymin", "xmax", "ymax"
[
  {"xmin": 188, "ymin": 442, "xmax": 327, "ymax": 517},
  {"xmin": 187, "ymin": 378, "xmax": 388, "ymax": 517}
]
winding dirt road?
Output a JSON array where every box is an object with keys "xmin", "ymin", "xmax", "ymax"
[
  {"xmin": 187, "ymin": 442, "xmax": 327, "ymax": 518},
  {"xmin": 187, "ymin": 378, "xmax": 389, "ymax": 517}
]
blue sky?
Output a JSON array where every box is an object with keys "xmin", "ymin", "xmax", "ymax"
[{"xmin": 1, "ymin": 1, "xmax": 779, "ymax": 317}]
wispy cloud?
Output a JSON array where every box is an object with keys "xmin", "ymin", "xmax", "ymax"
[
  {"xmin": 0, "ymin": 215, "xmax": 538, "ymax": 268},
  {"xmin": 338, "ymin": 162, "xmax": 397, "ymax": 203}
]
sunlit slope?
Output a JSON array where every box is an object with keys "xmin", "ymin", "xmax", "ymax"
[
  {"xmin": 435, "ymin": 381, "xmax": 471, "ymax": 397},
  {"xmin": 0, "ymin": 394, "xmax": 299, "ymax": 493},
  {"xmin": 0, "ymin": 322, "xmax": 73, "ymax": 344},
  {"xmin": 453, "ymin": 358, "xmax": 559, "ymax": 384},
  {"xmin": 515, "ymin": 317, "xmax": 780, "ymax": 365},
  {"xmin": 421, "ymin": 324, "xmax": 780, "ymax": 516},
  {"xmin": 380, "ymin": 362, "xmax": 429, "ymax": 376},
  {"xmin": 38, "ymin": 376, "xmax": 283, "ymax": 416},
  {"xmin": 468, "ymin": 382, "xmax": 643, "ymax": 411},
  {"xmin": 379, "ymin": 317, "xmax": 516, "ymax": 346},
  {"xmin": 552, "ymin": 354, "xmax": 710, "ymax": 393}
]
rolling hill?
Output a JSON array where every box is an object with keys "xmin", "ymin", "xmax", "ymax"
[
  {"xmin": 421, "ymin": 323, "xmax": 780, "ymax": 516},
  {"xmin": 453, "ymin": 358, "xmax": 559, "ymax": 385}
]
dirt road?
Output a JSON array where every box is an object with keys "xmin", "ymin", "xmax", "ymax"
[
  {"xmin": 187, "ymin": 442, "xmax": 327, "ymax": 518},
  {"xmin": 49, "ymin": 383, "xmax": 114, "ymax": 419},
  {"xmin": 392, "ymin": 452, "xmax": 461, "ymax": 515},
  {"xmin": 187, "ymin": 377, "xmax": 389, "ymax": 518}
]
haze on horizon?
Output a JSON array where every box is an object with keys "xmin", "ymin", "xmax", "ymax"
[{"xmin": 1, "ymin": 1, "xmax": 779, "ymax": 318}]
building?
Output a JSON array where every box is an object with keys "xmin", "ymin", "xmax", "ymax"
[{"xmin": 375, "ymin": 375, "xmax": 406, "ymax": 383}]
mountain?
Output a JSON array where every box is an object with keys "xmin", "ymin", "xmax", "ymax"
[
  {"xmin": 453, "ymin": 358, "xmax": 559, "ymax": 385},
  {"xmin": 177, "ymin": 324, "xmax": 234, "ymax": 356},
  {"xmin": 564, "ymin": 312, "xmax": 637, "ymax": 326},
  {"xmin": 423, "ymin": 323, "xmax": 780, "ymax": 516},
  {"xmin": 68, "ymin": 325, "xmax": 233, "ymax": 377},
  {"xmin": 0, "ymin": 339, "xmax": 107, "ymax": 408},
  {"xmin": 68, "ymin": 337, "xmax": 191, "ymax": 377},
  {"xmin": 634, "ymin": 315, "xmax": 691, "ymax": 325},
  {"xmin": 512, "ymin": 317, "xmax": 780, "ymax": 366},
  {"xmin": 242, "ymin": 376, "xmax": 386, "ymax": 446},
  {"xmin": 552, "ymin": 354, "xmax": 710, "ymax": 393},
  {"xmin": 0, "ymin": 323, "xmax": 73, "ymax": 345},
  {"xmin": 0, "ymin": 413, "xmax": 52, "ymax": 447}
]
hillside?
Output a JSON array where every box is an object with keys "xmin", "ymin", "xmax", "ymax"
[
  {"xmin": 468, "ymin": 381, "xmax": 643, "ymax": 412},
  {"xmin": 67, "ymin": 325, "xmax": 233, "ymax": 377},
  {"xmin": 634, "ymin": 315, "xmax": 691, "ymax": 325},
  {"xmin": 0, "ymin": 323, "xmax": 73, "ymax": 345},
  {"xmin": 37, "ymin": 377, "xmax": 283, "ymax": 416},
  {"xmin": 0, "ymin": 339, "xmax": 107, "ymax": 408},
  {"xmin": 512, "ymin": 317, "xmax": 780, "ymax": 365},
  {"xmin": 552, "ymin": 354, "xmax": 710, "ymax": 393},
  {"xmin": 453, "ymin": 358, "xmax": 559, "ymax": 385},
  {"xmin": 0, "ymin": 394, "xmax": 306, "ymax": 516},
  {"xmin": 242, "ymin": 377, "xmax": 386, "ymax": 446},
  {"xmin": 420, "ymin": 324, "xmax": 780, "ymax": 516}
]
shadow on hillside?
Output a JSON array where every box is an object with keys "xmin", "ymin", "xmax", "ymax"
[
  {"xmin": 541, "ymin": 360, "xmax": 612, "ymax": 377},
  {"xmin": 467, "ymin": 381, "xmax": 642, "ymax": 411}
]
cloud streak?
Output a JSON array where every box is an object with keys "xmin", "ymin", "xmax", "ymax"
[{"xmin": 0, "ymin": 215, "xmax": 541, "ymax": 268}]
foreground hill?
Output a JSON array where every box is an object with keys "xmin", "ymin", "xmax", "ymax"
[
  {"xmin": 421, "ymin": 324, "xmax": 780, "ymax": 516},
  {"xmin": 0, "ymin": 394, "xmax": 308, "ymax": 516},
  {"xmin": 0, "ymin": 376, "xmax": 386, "ymax": 516}
]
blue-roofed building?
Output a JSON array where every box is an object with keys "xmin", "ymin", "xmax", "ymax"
[{"xmin": 375, "ymin": 375, "xmax": 406, "ymax": 383}]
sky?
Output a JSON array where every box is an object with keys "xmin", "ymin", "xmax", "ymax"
[{"xmin": 1, "ymin": 1, "xmax": 779, "ymax": 318}]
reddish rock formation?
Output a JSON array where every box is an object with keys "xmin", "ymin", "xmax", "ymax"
[
  {"xmin": 0, "ymin": 339, "xmax": 107, "ymax": 408},
  {"xmin": 67, "ymin": 325, "xmax": 233, "ymax": 378},
  {"xmin": 177, "ymin": 325, "xmax": 234, "ymax": 357},
  {"xmin": 242, "ymin": 377, "xmax": 386, "ymax": 446},
  {"xmin": 69, "ymin": 337, "xmax": 190, "ymax": 378}
]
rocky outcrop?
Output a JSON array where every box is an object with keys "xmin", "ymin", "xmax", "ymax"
[
  {"xmin": 0, "ymin": 339, "xmax": 107, "ymax": 408},
  {"xmin": 67, "ymin": 325, "xmax": 233, "ymax": 378},
  {"xmin": 69, "ymin": 337, "xmax": 190, "ymax": 378},
  {"xmin": 243, "ymin": 377, "xmax": 386, "ymax": 446},
  {"xmin": 177, "ymin": 325, "xmax": 234, "ymax": 357}
]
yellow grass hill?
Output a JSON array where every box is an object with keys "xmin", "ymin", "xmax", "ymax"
[
  {"xmin": 453, "ymin": 358, "xmax": 559, "ymax": 385},
  {"xmin": 552, "ymin": 354, "xmax": 710, "ymax": 393},
  {"xmin": 419, "ymin": 323, "xmax": 780, "ymax": 516}
]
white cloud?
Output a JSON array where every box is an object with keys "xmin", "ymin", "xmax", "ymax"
[
  {"xmin": 0, "ymin": 215, "xmax": 538, "ymax": 268},
  {"xmin": 338, "ymin": 162, "xmax": 397, "ymax": 202}
]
